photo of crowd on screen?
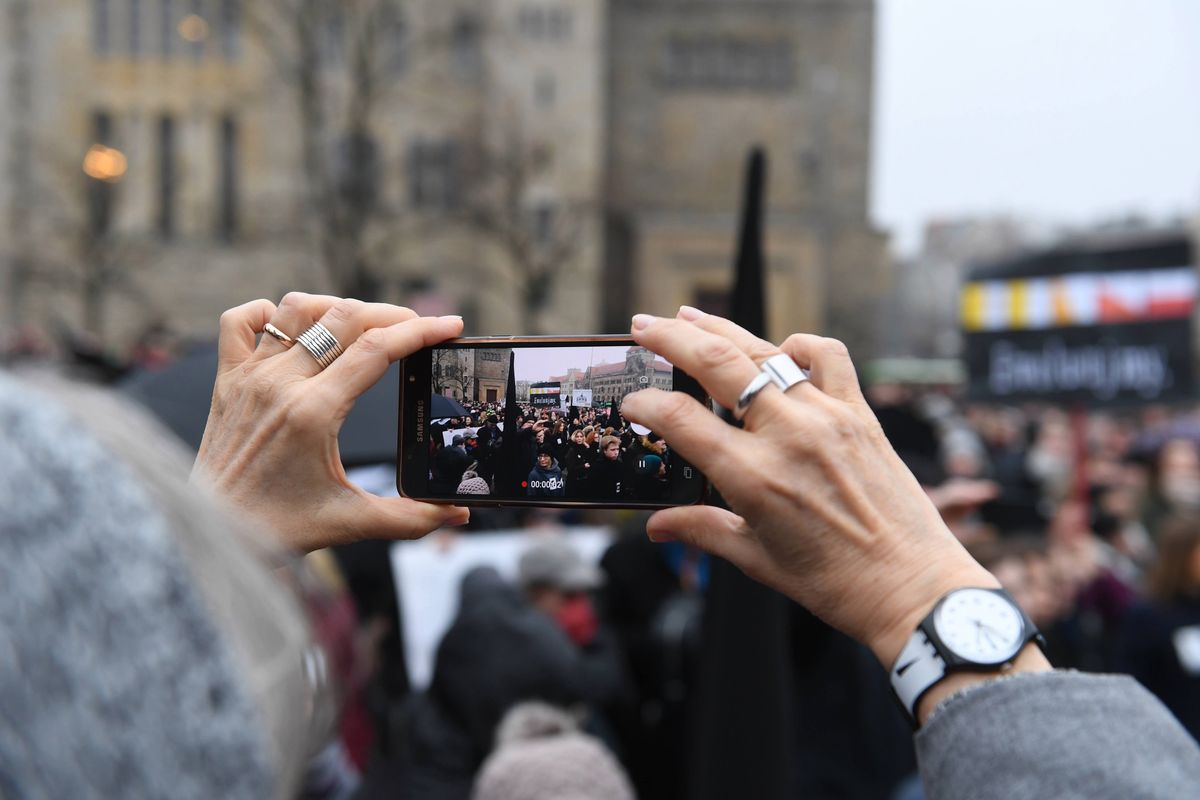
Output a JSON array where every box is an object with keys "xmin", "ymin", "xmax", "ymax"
[{"xmin": 428, "ymin": 345, "xmax": 675, "ymax": 501}]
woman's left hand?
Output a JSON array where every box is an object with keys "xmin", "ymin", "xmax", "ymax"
[{"xmin": 192, "ymin": 293, "xmax": 469, "ymax": 552}]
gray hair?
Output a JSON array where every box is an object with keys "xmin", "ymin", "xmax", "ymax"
[{"xmin": 20, "ymin": 371, "xmax": 318, "ymax": 799}]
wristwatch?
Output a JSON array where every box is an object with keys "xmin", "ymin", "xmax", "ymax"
[{"xmin": 889, "ymin": 586, "xmax": 1044, "ymax": 723}]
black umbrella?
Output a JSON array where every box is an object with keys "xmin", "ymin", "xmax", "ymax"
[
  {"xmin": 688, "ymin": 148, "xmax": 799, "ymax": 800},
  {"xmin": 120, "ymin": 344, "xmax": 408, "ymax": 467},
  {"xmin": 431, "ymin": 393, "xmax": 470, "ymax": 418}
]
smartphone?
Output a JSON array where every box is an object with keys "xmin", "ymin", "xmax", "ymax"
[{"xmin": 398, "ymin": 335, "xmax": 709, "ymax": 508}]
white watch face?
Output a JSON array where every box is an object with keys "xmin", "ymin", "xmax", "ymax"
[{"xmin": 932, "ymin": 589, "xmax": 1025, "ymax": 664}]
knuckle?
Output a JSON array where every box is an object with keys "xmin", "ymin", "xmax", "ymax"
[
  {"xmin": 694, "ymin": 336, "xmax": 741, "ymax": 372},
  {"xmin": 822, "ymin": 337, "xmax": 851, "ymax": 359},
  {"xmin": 782, "ymin": 333, "xmax": 807, "ymax": 352},
  {"xmin": 354, "ymin": 327, "xmax": 388, "ymax": 355},
  {"xmin": 327, "ymin": 298, "xmax": 363, "ymax": 323},
  {"xmin": 659, "ymin": 391, "xmax": 696, "ymax": 431},
  {"xmin": 278, "ymin": 291, "xmax": 308, "ymax": 312}
]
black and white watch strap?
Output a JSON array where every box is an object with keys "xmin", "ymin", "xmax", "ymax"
[{"xmin": 890, "ymin": 628, "xmax": 947, "ymax": 720}]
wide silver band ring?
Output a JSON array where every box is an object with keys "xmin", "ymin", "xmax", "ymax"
[
  {"xmin": 296, "ymin": 322, "xmax": 344, "ymax": 370},
  {"xmin": 760, "ymin": 353, "xmax": 810, "ymax": 392},
  {"xmin": 263, "ymin": 322, "xmax": 295, "ymax": 347},
  {"xmin": 734, "ymin": 370, "xmax": 775, "ymax": 421}
]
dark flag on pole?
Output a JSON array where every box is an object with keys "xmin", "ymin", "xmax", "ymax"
[
  {"xmin": 688, "ymin": 148, "xmax": 799, "ymax": 800},
  {"xmin": 606, "ymin": 398, "xmax": 621, "ymax": 430},
  {"xmin": 497, "ymin": 351, "xmax": 520, "ymax": 495}
]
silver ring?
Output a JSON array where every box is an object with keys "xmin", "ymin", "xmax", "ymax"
[
  {"xmin": 760, "ymin": 353, "xmax": 809, "ymax": 392},
  {"xmin": 735, "ymin": 370, "xmax": 774, "ymax": 421},
  {"xmin": 263, "ymin": 322, "xmax": 294, "ymax": 347},
  {"xmin": 296, "ymin": 322, "xmax": 344, "ymax": 370}
]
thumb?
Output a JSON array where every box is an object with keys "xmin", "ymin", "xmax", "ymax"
[
  {"xmin": 646, "ymin": 505, "xmax": 759, "ymax": 566},
  {"xmin": 355, "ymin": 495, "xmax": 470, "ymax": 541}
]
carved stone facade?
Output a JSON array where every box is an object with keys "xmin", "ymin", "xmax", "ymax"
[{"xmin": 604, "ymin": 0, "xmax": 888, "ymax": 355}]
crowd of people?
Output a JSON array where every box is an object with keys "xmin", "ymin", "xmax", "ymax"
[
  {"xmin": 869, "ymin": 384, "xmax": 1200, "ymax": 742},
  {"xmin": 6, "ymin": 293, "xmax": 1200, "ymax": 799},
  {"xmin": 428, "ymin": 401, "xmax": 675, "ymax": 502}
]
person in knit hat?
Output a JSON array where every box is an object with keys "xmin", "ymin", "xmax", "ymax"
[
  {"xmin": 472, "ymin": 702, "xmax": 634, "ymax": 800},
  {"xmin": 457, "ymin": 465, "xmax": 492, "ymax": 495}
]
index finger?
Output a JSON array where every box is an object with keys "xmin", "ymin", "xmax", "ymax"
[
  {"xmin": 630, "ymin": 314, "xmax": 790, "ymax": 417},
  {"xmin": 620, "ymin": 387, "xmax": 750, "ymax": 482},
  {"xmin": 314, "ymin": 315, "xmax": 465, "ymax": 411}
]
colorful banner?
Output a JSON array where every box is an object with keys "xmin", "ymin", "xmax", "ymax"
[
  {"xmin": 963, "ymin": 239, "xmax": 1195, "ymax": 406},
  {"xmin": 529, "ymin": 381, "xmax": 562, "ymax": 407}
]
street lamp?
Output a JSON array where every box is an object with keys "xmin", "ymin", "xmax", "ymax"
[{"xmin": 82, "ymin": 144, "xmax": 127, "ymax": 183}]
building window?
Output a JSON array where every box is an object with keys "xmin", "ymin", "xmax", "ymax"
[
  {"xmin": 321, "ymin": 10, "xmax": 345, "ymax": 65},
  {"xmin": 660, "ymin": 37, "xmax": 795, "ymax": 91},
  {"xmin": 380, "ymin": 5, "xmax": 407, "ymax": 74},
  {"xmin": 408, "ymin": 140, "xmax": 460, "ymax": 211},
  {"xmin": 534, "ymin": 73, "xmax": 555, "ymax": 108},
  {"xmin": 160, "ymin": 0, "xmax": 174, "ymax": 57},
  {"xmin": 219, "ymin": 0, "xmax": 240, "ymax": 59},
  {"xmin": 518, "ymin": 6, "xmax": 571, "ymax": 40},
  {"xmin": 128, "ymin": 0, "xmax": 142, "ymax": 55},
  {"xmin": 532, "ymin": 202, "xmax": 555, "ymax": 244},
  {"xmin": 157, "ymin": 114, "xmax": 176, "ymax": 238},
  {"xmin": 217, "ymin": 114, "xmax": 238, "ymax": 241},
  {"xmin": 451, "ymin": 15, "xmax": 481, "ymax": 81},
  {"xmin": 94, "ymin": 0, "xmax": 112, "ymax": 54}
]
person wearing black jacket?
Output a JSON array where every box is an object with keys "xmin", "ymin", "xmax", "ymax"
[
  {"xmin": 391, "ymin": 566, "xmax": 624, "ymax": 799},
  {"xmin": 563, "ymin": 429, "xmax": 594, "ymax": 499},
  {"xmin": 1117, "ymin": 515, "xmax": 1200, "ymax": 741},
  {"xmin": 591, "ymin": 435, "xmax": 631, "ymax": 500}
]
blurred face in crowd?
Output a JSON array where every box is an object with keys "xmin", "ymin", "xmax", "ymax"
[
  {"xmin": 527, "ymin": 585, "xmax": 582, "ymax": 617},
  {"xmin": 538, "ymin": 452, "xmax": 552, "ymax": 469},
  {"xmin": 1159, "ymin": 439, "xmax": 1200, "ymax": 507},
  {"xmin": 604, "ymin": 442, "xmax": 620, "ymax": 461},
  {"xmin": 572, "ymin": 430, "xmax": 585, "ymax": 445}
]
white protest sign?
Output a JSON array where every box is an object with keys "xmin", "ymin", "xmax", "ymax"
[
  {"xmin": 572, "ymin": 389, "xmax": 593, "ymax": 407},
  {"xmin": 442, "ymin": 423, "xmax": 503, "ymax": 447},
  {"xmin": 390, "ymin": 527, "xmax": 613, "ymax": 690}
]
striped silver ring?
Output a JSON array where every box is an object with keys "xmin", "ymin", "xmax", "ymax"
[{"xmin": 296, "ymin": 322, "xmax": 344, "ymax": 370}]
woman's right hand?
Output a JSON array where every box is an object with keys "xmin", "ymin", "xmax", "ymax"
[{"xmin": 619, "ymin": 308, "xmax": 1002, "ymax": 671}]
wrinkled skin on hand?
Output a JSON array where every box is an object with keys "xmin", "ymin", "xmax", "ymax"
[
  {"xmin": 193, "ymin": 293, "xmax": 469, "ymax": 552},
  {"xmin": 619, "ymin": 308, "xmax": 1000, "ymax": 669}
]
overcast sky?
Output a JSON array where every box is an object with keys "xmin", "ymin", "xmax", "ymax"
[
  {"xmin": 873, "ymin": 0, "xmax": 1200, "ymax": 255},
  {"xmin": 512, "ymin": 345, "xmax": 632, "ymax": 382}
]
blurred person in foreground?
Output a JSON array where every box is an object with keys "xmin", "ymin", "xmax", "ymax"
[
  {"xmin": 4, "ymin": 293, "xmax": 1200, "ymax": 799},
  {"xmin": 388, "ymin": 539, "xmax": 624, "ymax": 800},
  {"xmin": 1118, "ymin": 515, "xmax": 1200, "ymax": 741}
]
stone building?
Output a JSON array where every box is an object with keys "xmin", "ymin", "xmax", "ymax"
[
  {"xmin": 604, "ymin": 0, "xmax": 888, "ymax": 354},
  {"xmin": 586, "ymin": 346, "xmax": 671, "ymax": 405},
  {"xmin": 1, "ymin": 0, "xmax": 606, "ymax": 352},
  {"xmin": 433, "ymin": 347, "xmax": 511, "ymax": 402},
  {"xmin": 3, "ymin": 0, "xmax": 885, "ymax": 357}
]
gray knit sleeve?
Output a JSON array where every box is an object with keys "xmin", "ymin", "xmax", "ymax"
[{"xmin": 915, "ymin": 671, "xmax": 1200, "ymax": 800}]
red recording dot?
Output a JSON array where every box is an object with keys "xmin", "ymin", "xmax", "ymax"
[{"xmin": 521, "ymin": 481, "xmax": 528, "ymax": 488}]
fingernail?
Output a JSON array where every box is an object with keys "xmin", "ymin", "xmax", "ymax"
[
  {"xmin": 647, "ymin": 528, "xmax": 679, "ymax": 543},
  {"xmin": 440, "ymin": 315, "xmax": 463, "ymax": 321},
  {"xmin": 631, "ymin": 314, "xmax": 656, "ymax": 331},
  {"xmin": 678, "ymin": 305, "xmax": 705, "ymax": 321}
]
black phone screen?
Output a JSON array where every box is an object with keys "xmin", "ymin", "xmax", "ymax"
[{"xmin": 399, "ymin": 338, "xmax": 707, "ymax": 507}]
